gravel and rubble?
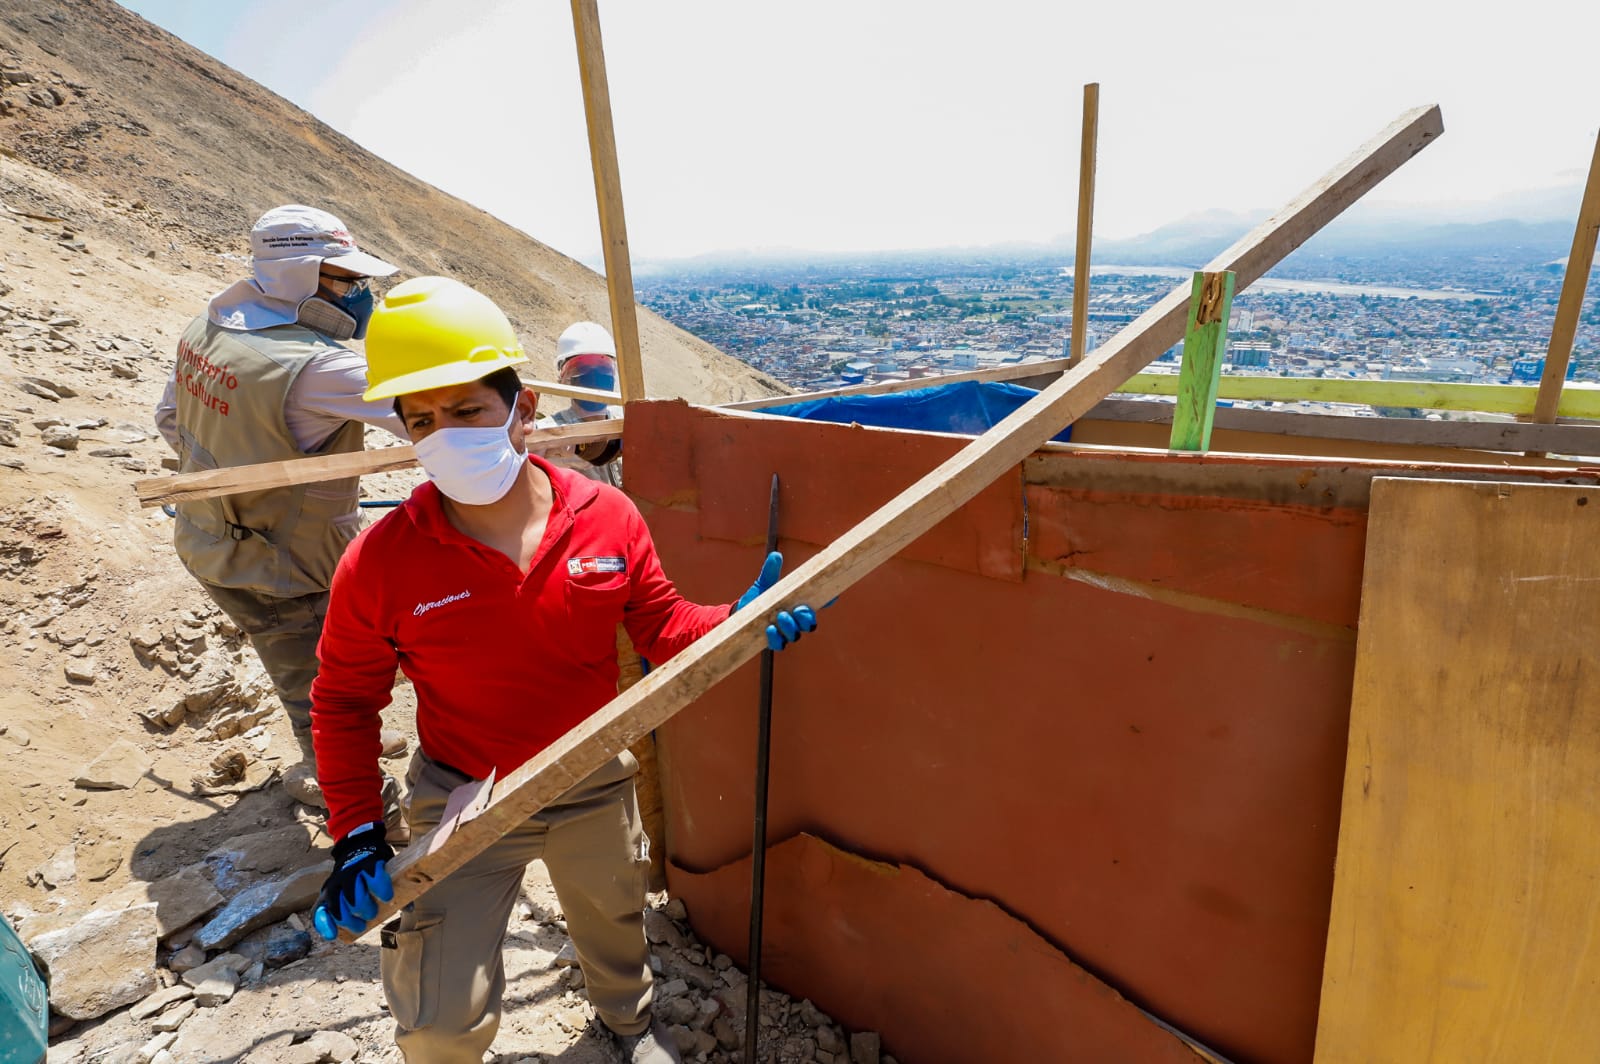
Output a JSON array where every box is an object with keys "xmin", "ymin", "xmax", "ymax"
[{"xmin": 27, "ymin": 860, "xmax": 898, "ymax": 1064}]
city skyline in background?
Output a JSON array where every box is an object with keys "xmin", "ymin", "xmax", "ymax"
[{"xmin": 121, "ymin": 0, "xmax": 1599, "ymax": 267}]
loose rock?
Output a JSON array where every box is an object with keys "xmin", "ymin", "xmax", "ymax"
[
  {"xmin": 74, "ymin": 739, "xmax": 151, "ymax": 789},
  {"xmin": 644, "ymin": 909, "xmax": 687, "ymax": 950},
  {"xmin": 29, "ymin": 904, "xmax": 158, "ymax": 1020},
  {"xmin": 128, "ymin": 984, "xmax": 193, "ymax": 1021},
  {"xmin": 850, "ymin": 1031, "xmax": 882, "ymax": 1064},
  {"xmin": 107, "ymin": 863, "xmax": 226, "ymax": 939},
  {"xmin": 234, "ymin": 922, "xmax": 313, "ymax": 968},
  {"xmin": 150, "ymin": 999, "xmax": 195, "ymax": 1033},
  {"xmin": 167, "ymin": 944, "xmax": 205, "ymax": 973},
  {"xmin": 31, "ymin": 843, "xmax": 77, "ymax": 888},
  {"xmin": 282, "ymin": 1030, "xmax": 360, "ymax": 1064},
  {"xmin": 40, "ymin": 424, "xmax": 79, "ymax": 449},
  {"xmin": 193, "ymin": 860, "xmax": 331, "ymax": 950},
  {"xmin": 137, "ymin": 1031, "xmax": 177, "ymax": 1063},
  {"xmin": 63, "ymin": 658, "xmax": 98, "ymax": 683},
  {"xmin": 182, "ymin": 952, "xmax": 245, "ymax": 1006},
  {"xmin": 207, "ymin": 823, "xmax": 316, "ymax": 877}
]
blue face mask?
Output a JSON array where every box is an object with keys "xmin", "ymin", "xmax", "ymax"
[
  {"xmin": 336, "ymin": 283, "xmax": 376, "ymax": 340},
  {"xmin": 566, "ymin": 363, "xmax": 616, "ymax": 413}
]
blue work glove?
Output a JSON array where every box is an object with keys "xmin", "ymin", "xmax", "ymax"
[
  {"xmin": 312, "ymin": 822, "xmax": 395, "ymax": 940},
  {"xmin": 736, "ymin": 551, "xmax": 820, "ymax": 652}
]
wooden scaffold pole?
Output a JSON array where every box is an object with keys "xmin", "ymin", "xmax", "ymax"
[
  {"xmin": 1070, "ymin": 82, "xmax": 1099, "ymax": 367},
  {"xmin": 572, "ymin": 0, "xmax": 647, "ymax": 403}
]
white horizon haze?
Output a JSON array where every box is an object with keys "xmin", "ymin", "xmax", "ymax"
[{"xmin": 121, "ymin": 0, "xmax": 1600, "ymax": 268}]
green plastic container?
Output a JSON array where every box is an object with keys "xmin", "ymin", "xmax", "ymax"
[{"xmin": 0, "ymin": 917, "xmax": 47, "ymax": 1064}]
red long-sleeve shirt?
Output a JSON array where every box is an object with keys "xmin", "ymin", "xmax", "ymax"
[{"xmin": 310, "ymin": 455, "xmax": 733, "ymax": 839}]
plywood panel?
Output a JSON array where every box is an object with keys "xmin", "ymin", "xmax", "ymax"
[{"xmin": 1315, "ymin": 478, "xmax": 1600, "ymax": 1063}]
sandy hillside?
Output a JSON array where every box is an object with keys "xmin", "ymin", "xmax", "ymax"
[{"xmin": 0, "ymin": 4, "xmax": 883, "ymax": 1064}]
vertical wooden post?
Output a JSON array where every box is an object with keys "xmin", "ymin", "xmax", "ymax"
[
  {"xmin": 571, "ymin": 0, "xmax": 646, "ymax": 403},
  {"xmin": 1070, "ymin": 82, "xmax": 1100, "ymax": 367},
  {"xmin": 1531, "ymin": 131, "xmax": 1600, "ymax": 426},
  {"xmin": 1169, "ymin": 270, "xmax": 1235, "ymax": 451}
]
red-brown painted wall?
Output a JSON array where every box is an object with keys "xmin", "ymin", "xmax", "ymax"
[{"xmin": 629, "ymin": 401, "xmax": 1370, "ymax": 1063}]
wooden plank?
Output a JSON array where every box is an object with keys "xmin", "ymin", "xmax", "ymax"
[
  {"xmin": 132, "ymin": 420, "xmax": 624, "ymax": 507},
  {"xmin": 1023, "ymin": 449, "xmax": 1600, "ymax": 511},
  {"xmin": 1070, "ymin": 82, "xmax": 1099, "ymax": 367},
  {"xmin": 1532, "ymin": 131, "xmax": 1600, "ymax": 425},
  {"xmin": 1126, "ymin": 373, "xmax": 1600, "ymax": 418},
  {"xmin": 726, "ymin": 364, "xmax": 1600, "ymax": 420},
  {"xmin": 522, "ymin": 377, "xmax": 621, "ymax": 406},
  {"xmin": 1090, "ymin": 397, "xmax": 1600, "ymax": 456},
  {"xmin": 1169, "ymin": 272, "xmax": 1235, "ymax": 451},
  {"xmin": 571, "ymin": 0, "xmax": 646, "ymax": 403},
  {"xmin": 1314, "ymin": 478, "xmax": 1600, "ymax": 1062},
  {"xmin": 331, "ymin": 105, "xmax": 1447, "ymax": 942}
]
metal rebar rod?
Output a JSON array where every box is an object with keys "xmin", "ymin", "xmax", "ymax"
[{"xmin": 746, "ymin": 472, "xmax": 780, "ymax": 1064}]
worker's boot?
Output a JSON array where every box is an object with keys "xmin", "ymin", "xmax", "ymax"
[
  {"xmin": 284, "ymin": 729, "xmax": 410, "ymax": 845},
  {"xmin": 614, "ymin": 1016, "xmax": 682, "ymax": 1064},
  {"xmin": 282, "ymin": 730, "xmax": 327, "ymax": 809}
]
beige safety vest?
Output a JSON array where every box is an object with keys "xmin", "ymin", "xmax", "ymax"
[
  {"xmin": 545, "ymin": 405, "xmax": 623, "ymax": 489},
  {"xmin": 171, "ymin": 317, "xmax": 366, "ymax": 597}
]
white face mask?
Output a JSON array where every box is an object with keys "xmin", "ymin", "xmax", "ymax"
[{"xmin": 412, "ymin": 401, "xmax": 524, "ymax": 506}]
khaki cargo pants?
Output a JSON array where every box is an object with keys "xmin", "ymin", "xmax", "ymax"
[
  {"xmin": 196, "ymin": 581, "xmax": 324, "ymax": 744},
  {"xmin": 382, "ymin": 750, "xmax": 655, "ymax": 1063}
]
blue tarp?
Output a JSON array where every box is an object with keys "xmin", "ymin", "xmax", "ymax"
[{"xmin": 761, "ymin": 380, "xmax": 1072, "ymax": 442}]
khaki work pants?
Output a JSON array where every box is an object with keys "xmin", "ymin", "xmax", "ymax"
[
  {"xmin": 196, "ymin": 581, "xmax": 326, "ymax": 739},
  {"xmin": 381, "ymin": 751, "xmax": 654, "ymax": 1063}
]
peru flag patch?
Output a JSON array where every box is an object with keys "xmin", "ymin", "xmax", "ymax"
[{"xmin": 567, "ymin": 556, "xmax": 627, "ymax": 576}]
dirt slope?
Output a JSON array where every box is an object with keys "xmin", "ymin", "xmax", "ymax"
[
  {"xmin": 0, "ymin": 5, "xmax": 864, "ymax": 1062},
  {"xmin": 0, "ymin": 0, "xmax": 784, "ymax": 401}
]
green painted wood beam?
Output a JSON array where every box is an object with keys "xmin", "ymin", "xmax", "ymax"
[
  {"xmin": 1120, "ymin": 373, "xmax": 1600, "ymax": 419},
  {"xmin": 1169, "ymin": 271, "xmax": 1236, "ymax": 451}
]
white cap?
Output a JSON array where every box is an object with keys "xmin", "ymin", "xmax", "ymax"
[
  {"xmin": 250, "ymin": 204, "xmax": 400, "ymax": 277},
  {"xmin": 555, "ymin": 321, "xmax": 617, "ymax": 369}
]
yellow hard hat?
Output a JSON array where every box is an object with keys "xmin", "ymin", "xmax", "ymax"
[{"xmin": 362, "ymin": 276, "xmax": 527, "ymax": 400}]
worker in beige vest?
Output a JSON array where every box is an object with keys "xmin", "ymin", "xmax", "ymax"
[
  {"xmin": 154, "ymin": 204, "xmax": 406, "ymax": 825},
  {"xmin": 534, "ymin": 321, "xmax": 623, "ymax": 488}
]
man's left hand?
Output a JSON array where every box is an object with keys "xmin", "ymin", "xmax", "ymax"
[{"xmin": 736, "ymin": 551, "xmax": 821, "ymax": 651}]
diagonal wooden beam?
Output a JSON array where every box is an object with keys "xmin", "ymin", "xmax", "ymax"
[
  {"xmin": 132, "ymin": 420, "xmax": 624, "ymax": 508},
  {"xmin": 335, "ymin": 105, "xmax": 1445, "ymax": 941}
]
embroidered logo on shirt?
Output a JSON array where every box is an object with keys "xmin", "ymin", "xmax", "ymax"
[
  {"xmin": 413, "ymin": 589, "xmax": 471, "ymax": 617},
  {"xmin": 567, "ymin": 556, "xmax": 626, "ymax": 576}
]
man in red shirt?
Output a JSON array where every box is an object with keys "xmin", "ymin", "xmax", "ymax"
[{"xmin": 308, "ymin": 277, "xmax": 817, "ymax": 1064}]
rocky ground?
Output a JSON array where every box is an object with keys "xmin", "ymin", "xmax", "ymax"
[{"xmin": 0, "ymin": 11, "xmax": 892, "ymax": 1064}]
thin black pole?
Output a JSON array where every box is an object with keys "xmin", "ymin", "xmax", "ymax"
[{"xmin": 745, "ymin": 473, "xmax": 780, "ymax": 1064}]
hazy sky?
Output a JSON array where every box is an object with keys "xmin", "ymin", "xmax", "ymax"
[{"xmin": 123, "ymin": 0, "xmax": 1599, "ymax": 265}]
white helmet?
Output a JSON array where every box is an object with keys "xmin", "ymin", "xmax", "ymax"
[{"xmin": 555, "ymin": 321, "xmax": 617, "ymax": 370}]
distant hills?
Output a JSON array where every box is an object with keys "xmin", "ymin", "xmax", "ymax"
[
  {"xmin": 1093, "ymin": 207, "xmax": 1574, "ymax": 268},
  {"xmin": 646, "ymin": 187, "xmax": 1586, "ymax": 277}
]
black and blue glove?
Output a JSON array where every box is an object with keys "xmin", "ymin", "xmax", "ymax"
[
  {"xmin": 312, "ymin": 822, "xmax": 395, "ymax": 940},
  {"xmin": 736, "ymin": 551, "xmax": 819, "ymax": 651}
]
